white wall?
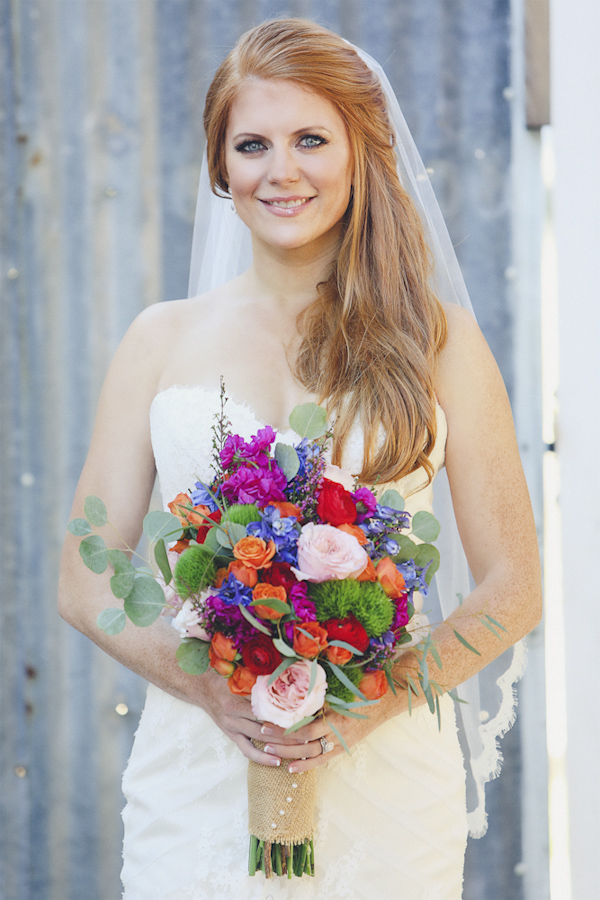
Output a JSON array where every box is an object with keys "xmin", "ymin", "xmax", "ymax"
[{"xmin": 550, "ymin": 2, "xmax": 600, "ymax": 897}]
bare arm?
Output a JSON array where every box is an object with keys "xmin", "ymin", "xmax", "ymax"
[
  {"xmin": 58, "ymin": 303, "xmax": 282, "ymax": 766},
  {"xmin": 265, "ymin": 305, "xmax": 542, "ymax": 771}
]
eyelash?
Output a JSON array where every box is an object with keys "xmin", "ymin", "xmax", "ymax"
[{"xmin": 234, "ymin": 134, "xmax": 328, "ymax": 154}]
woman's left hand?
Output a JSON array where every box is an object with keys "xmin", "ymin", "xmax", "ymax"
[{"xmin": 257, "ymin": 686, "xmax": 407, "ymax": 774}]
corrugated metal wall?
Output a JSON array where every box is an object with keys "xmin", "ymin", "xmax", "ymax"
[{"xmin": 0, "ymin": 1, "xmax": 543, "ymax": 898}]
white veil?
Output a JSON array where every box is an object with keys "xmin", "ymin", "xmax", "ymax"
[{"xmin": 187, "ymin": 41, "xmax": 526, "ymax": 838}]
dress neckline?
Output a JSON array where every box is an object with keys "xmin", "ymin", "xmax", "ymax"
[{"xmin": 151, "ymin": 384, "xmax": 297, "ymax": 435}]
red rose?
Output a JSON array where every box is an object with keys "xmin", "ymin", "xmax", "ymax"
[
  {"xmin": 197, "ymin": 509, "xmax": 222, "ymax": 543},
  {"xmin": 241, "ymin": 634, "xmax": 282, "ymax": 675},
  {"xmin": 317, "ymin": 479, "xmax": 357, "ymax": 527},
  {"xmin": 324, "ymin": 614, "xmax": 370, "ymax": 656},
  {"xmin": 262, "ymin": 562, "xmax": 299, "ymax": 593}
]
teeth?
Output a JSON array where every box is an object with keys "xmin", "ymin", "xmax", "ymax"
[{"xmin": 266, "ymin": 198, "xmax": 310, "ymax": 208}]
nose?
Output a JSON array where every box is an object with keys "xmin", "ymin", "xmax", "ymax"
[{"xmin": 266, "ymin": 146, "xmax": 300, "ymax": 186}]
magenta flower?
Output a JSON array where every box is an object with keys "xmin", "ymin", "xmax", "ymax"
[
  {"xmin": 352, "ymin": 486, "xmax": 378, "ymax": 523},
  {"xmin": 221, "ymin": 464, "xmax": 287, "ymax": 506},
  {"xmin": 220, "ymin": 426, "xmax": 277, "ymax": 469}
]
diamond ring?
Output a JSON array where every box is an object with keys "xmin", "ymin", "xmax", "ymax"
[{"xmin": 319, "ymin": 736, "xmax": 334, "ymax": 755}]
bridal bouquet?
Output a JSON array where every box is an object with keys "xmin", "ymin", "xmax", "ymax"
[{"xmin": 69, "ymin": 392, "xmax": 447, "ymax": 879}]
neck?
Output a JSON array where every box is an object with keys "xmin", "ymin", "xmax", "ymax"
[{"xmin": 243, "ymin": 229, "xmax": 341, "ymax": 314}]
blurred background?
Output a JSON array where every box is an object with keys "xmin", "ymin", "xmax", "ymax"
[{"xmin": 0, "ymin": 1, "xmax": 597, "ymax": 898}]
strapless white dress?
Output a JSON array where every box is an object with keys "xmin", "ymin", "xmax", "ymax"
[{"xmin": 121, "ymin": 386, "xmax": 468, "ymax": 900}]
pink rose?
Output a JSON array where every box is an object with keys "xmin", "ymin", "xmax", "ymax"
[
  {"xmin": 251, "ymin": 660, "xmax": 327, "ymax": 728},
  {"xmin": 292, "ymin": 522, "xmax": 368, "ymax": 582},
  {"xmin": 172, "ymin": 598, "xmax": 210, "ymax": 641}
]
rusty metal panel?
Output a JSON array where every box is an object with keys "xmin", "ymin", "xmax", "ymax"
[{"xmin": 0, "ymin": 1, "xmax": 542, "ymax": 898}]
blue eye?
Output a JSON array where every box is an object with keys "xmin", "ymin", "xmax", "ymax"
[
  {"xmin": 235, "ymin": 140, "xmax": 265, "ymax": 154},
  {"xmin": 299, "ymin": 135, "xmax": 326, "ymax": 148}
]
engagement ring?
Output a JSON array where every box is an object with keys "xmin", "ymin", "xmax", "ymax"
[{"xmin": 319, "ymin": 736, "xmax": 334, "ymax": 755}]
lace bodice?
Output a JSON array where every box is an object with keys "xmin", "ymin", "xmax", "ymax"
[{"xmin": 149, "ymin": 384, "xmax": 448, "ymax": 519}]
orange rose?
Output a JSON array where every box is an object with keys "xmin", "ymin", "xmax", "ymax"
[
  {"xmin": 171, "ymin": 539, "xmax": 190, "ymax": 554},
  {"xmin": 227, "ymin": 559, "xmax": 258, "ymax": 588},
  {"xmin": 293, "ymin": 621, "xmax": 329, "ymax": 659},
  {"xmin": 269, "ymin": 500, "xmax": 303, "ymax": 521},
  {"xmin": 326, "ymin": 645, "xmax": 352, "ymax": 665},
  {"xmin": 376, "ymin": 557, "xmax": 406, "ymax": 599},
  {"xmin": 228, "ymin": 665, "xmax": 257, "ymax": 695},
  {"xmin": 210, "ymin": 632, "xmax": 237, "ymax": 662},
  {"xmin": 356, "ymin": 556, "xmax": 377, "ymax": 582},
  {"xmin": 214, "ymin": 567, "xmax": 228, "ymax": 588},
  {"xmin": 337, "ymin": 523, "xmax": 368, "ymax": 545},
  {"xmin": 209, "ymin": 647, "xmax": 235, "ymax": 677},
  {"xmin": 168, "ymin": 493, "xmax": 210, "ymax": 528},
  {"xmin": 358, "ymin": 670, "xmax": 388, "ymax": 700},
  {"xmin": 232, "ymin": 536, "xmax": 276, "ymax": 570},
  {"xmin": 252, "ymin": 583, "xmax": 287, "ymax": 620}
]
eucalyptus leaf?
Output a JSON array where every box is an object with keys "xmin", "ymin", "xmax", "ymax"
[
  {"xmin": 484, "ymin": 614, "xmax": 508, "ymax": 633},
  {"xmin": 326, "ymin": 660, "xmax": 366, "ymax": 700},
  {"xmin": 110, "ymin": 571, "xmax": 135, "ymax": 599},
  {"xmin": 327, "ymin": 639, "xmax": 364, "ymax": 656},
  {"xmin": 413, "ymin": 543, "xmax": 441, "ymax": 583},
  {"xmin": 250, "ymin": 597, "xmax": 292, "ymax": 616},
  {"xmin": 108, "ymin": 548, "xmax": 134, "ymax": 574},
  {"xmin": 383, "ymin": 663, "xmax": 398, "ymax": 696},
  {"xmin": 411, "ymin": 510, "xmax": 441, "ymax": 542},
  {"xmin": 96, "ymin": 608, "xmax": 126, "ymax": 635},
  {"xmin": 176, "ymin": 639, "xmax": 210, "ymax": 675},
  {"xmin": 123, "ymin": 575, "xmax": 165, "ymax": 627},
  {"xmin": 326, "ymin": 716, "xmax": 350, "ymax": 754},
  {"xmin": 154, "ymin": 539, "xmax": 172, "ymax": 585},
  {"xmin": 202, "ymin": 526, "xmax": 223, "ymax": 554},
  {"xmin": 392, "ymin": 535, "xmax": 420, "ymax": 562},
  {"xmin": 68, "ymin": 518, "xmax": 91, "ymax": 537},
  {"xmin": 239, "ymin": 603, "xmax": 271, "ymax": 636},
  {"xmin": 143, "ymin": 510, "xmax": 183, "ymax": 543},
  {"xmin": 216, "ymin": 521, "xmax": 247, "ymax": 549},
  {"xmin": 378, "ymin": 489, "xmax": 405, "ymax": 511},
  {"xmin": 327, "ymin": 706, "xmax": 368, "ymax": 720},
  {"xmin": 308, "ymin": 658, "xmax": 318, "ymax": 695},
  {"xmin": 84, "ymin": 495, "xmax": 108, "ymax": 527},
  {"xmin": 272, "ymin": 637, "xmax": 297, "ymax": 658},
  {"xmin": 451, "ymin": 628, "xmax": 481, "ymax": 656},
  {"xmin": 274, "ymin": 443, "xmax": 300, "ymax": 481},
  {"xmin": 79, "ymin": 535, "xmax": 108, "ymax": 574},
  {"xmin": 288, "ymin": 402, "xmax": 328, "ymax": 440},
  {"xmin": 284, "ymin": 715, "xmax": 317, "ymax": 734}
]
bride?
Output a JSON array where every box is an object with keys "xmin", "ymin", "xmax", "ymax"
[{"xmin": 59, "ymin": 18, "xmax": 541, "ymax": 900}]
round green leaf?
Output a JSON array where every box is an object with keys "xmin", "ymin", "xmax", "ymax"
[
  {"xmin": 124, "ymin": 575, "xmax": 165, "ymax": 626},
  {"xmin": 97, "ymin": 608, "xmax": 126, "ymax": 635},
  {"xmin": 378, "ymin": 489, "xmax": 405, "ymax": 511},
  {"xmin": 216, "ymin": 521, "xmax": 247, "ymax": 549},
  {"xmin": 68, "ymin": 518, "xmax": 92, "ymax": 537},
  {"xmin": 143, "ymin": 510, "xmax": 183, "ymax": 543},
  {"xmin": 274, "ymin": 443, "xmax": 301, "ymax": 481},
  {"xmin": 110, "ymin": 571, "xmax": 135, "ymax": 599},
  {"xmin": 108, "ymin": 548, "xmax": 134, "ymax": 574},
  {"xmin": 79, "ymin": 535, "xmax": 108, "ymax": 574},
  {"xmin": 413, "ymin": 543, "xmax": 441, "ymax": 583},
  {"xmin": 176, "ymin": 639, "xmax": 210, "ymax": 675},
  {"xmin": 411, "ymin": 511, "xmax": 441, "ymax": 542},
  {"xmin": 84, "ymin": 495, "xmax": 108, "ymax": 527},
  {"xmin": 392, "ymin": 534, "xmax": 420, "ymax": 563},
  {"xmin": 288, "ymin": 403, "xmax": 328, "ymax": 439}
]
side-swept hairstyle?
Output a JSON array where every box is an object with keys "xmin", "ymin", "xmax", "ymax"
[{"xmin": 203, "ymin": 19, "xmax": 447, "ymax": 484}]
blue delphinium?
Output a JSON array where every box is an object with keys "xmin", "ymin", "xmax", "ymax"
[{"xmin": 246, "ymin": 505, "xmax": 300, "ymax": 565}]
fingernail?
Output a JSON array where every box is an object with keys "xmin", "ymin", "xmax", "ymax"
[
  {"xmin": 264, "ymin": 744, "xmax": 275, "ymax": 754},
  {"xmin": 288, "ymin": 764, "xmax": 297, "ymax": 774},
  {"xmin": 261, "ymin": 725, "xmax": 273, "ymax": 736},
  {"xmin": 271, "ymin": 758, "xmax": 281, "ymax": 767}
]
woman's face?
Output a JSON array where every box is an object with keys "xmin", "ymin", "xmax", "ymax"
[{"xmin": 224, "ymin": 79, "xmax": 353, "ymax": 256}]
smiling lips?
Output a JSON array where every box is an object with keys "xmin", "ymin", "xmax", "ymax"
[{"xmin": 259, "ymin": 196, "xmax": 315, "ymax": 216}]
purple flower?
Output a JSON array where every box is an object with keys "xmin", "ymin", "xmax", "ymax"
[
  {"xmin": 290, "ymin": 584, "xmax": 315, "ymax": 622},
  {"xmin": 221, "ymin": 464, "xmax": 287, "ymax": 506},
  {"xmin": 352, "ymin": 487, "xmax": 378, "ymax": 523},
  {"xmin": 220, "ymin": 434, "xmax": 247, "ymax": 469},
  {"xmin": 220, "ymin": 426, "xmax": 277, "ymax": 469}
]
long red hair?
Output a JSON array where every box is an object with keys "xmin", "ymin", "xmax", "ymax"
[{"xmin": 203, "ymin": 19, "xmax": 447, "ymax": 484}]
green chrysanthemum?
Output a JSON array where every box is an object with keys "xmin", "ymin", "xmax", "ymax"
[
  {"xmin": 174, "ymin": 544, "xmax": 218, "ymax": 599},
  {"xmin": 221, "ymin": 503, "xmax": 261, "ymax": 527},
  {"xmin": 308, "ymin": 579, "xmax": 361, "ymax": 620},
  {"xmin": 353, "ymin": 582, "xmax": 395, "ymax": 636}
]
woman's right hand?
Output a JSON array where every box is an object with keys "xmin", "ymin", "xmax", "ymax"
[{"xmin": 198, "ymin": 670, "xmax": 282, "ymax": 767}]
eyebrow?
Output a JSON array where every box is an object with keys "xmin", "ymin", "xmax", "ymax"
[{"xmin": 230, "ymin": 126, "xmax": 334, "ymax": 142}]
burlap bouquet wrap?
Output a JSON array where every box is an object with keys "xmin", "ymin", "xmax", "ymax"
[{"xmin": 248, "ymin": 741, "xmax": 317, "ymax": 844}]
